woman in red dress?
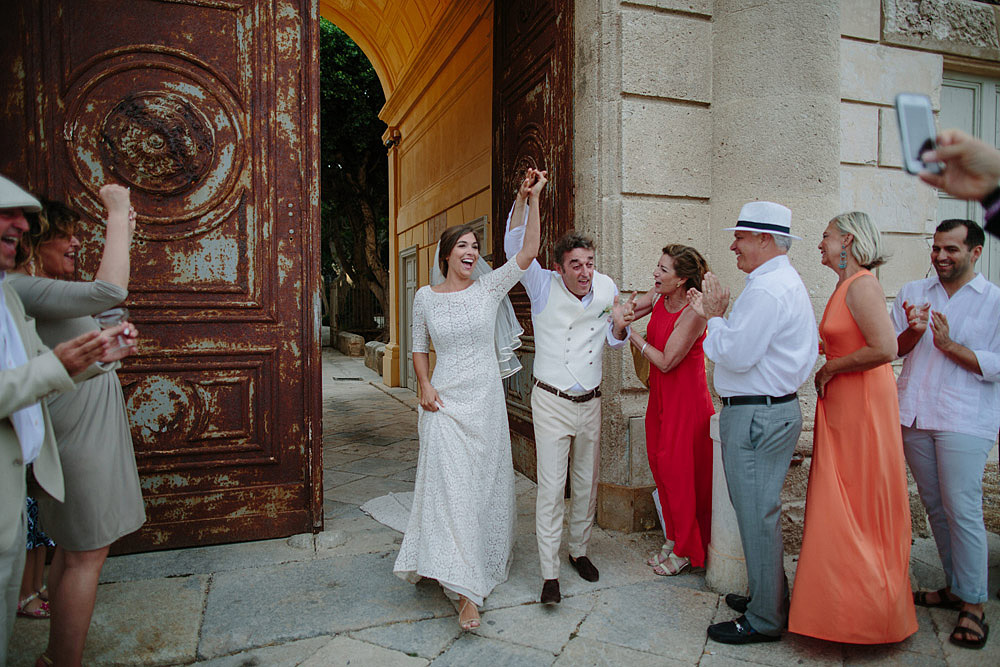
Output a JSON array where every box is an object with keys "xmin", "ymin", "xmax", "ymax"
[{"xmin": 630, "ymin": 244, "xmax": 714, "ymax": 575}]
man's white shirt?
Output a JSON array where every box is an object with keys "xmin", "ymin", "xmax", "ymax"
[
  {"xmin": 503, "ymin": 212, "xmax": 627, "ymax": 393},
  {"xmin": 891, "ymin": 273, "xmax": 1000, "ymax": 441},
  {"xmin": 704, "ymin": 255, "xmax": 818, "ymax": 398}
]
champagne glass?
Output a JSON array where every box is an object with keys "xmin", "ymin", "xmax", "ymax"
[{"xmin": 95, "ymin": 307, "xmax": 130, "ymax": 349}]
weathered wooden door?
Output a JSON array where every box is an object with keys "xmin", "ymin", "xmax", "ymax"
[
  {"xmin": 0, "ymin": 0, "xmax": 322, "ymax": 551},
  {"xmin": 492, "ymin": 0, "xmax": 574, "ymax": 476}
]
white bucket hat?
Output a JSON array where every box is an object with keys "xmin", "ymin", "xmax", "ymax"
[
  {"xmin": 724, "ymin": 201, "xmax": 800, "ymax": 240},
  {"xmin": 0, "ymin": 175, "xmax": 41, "ymax": 213}
]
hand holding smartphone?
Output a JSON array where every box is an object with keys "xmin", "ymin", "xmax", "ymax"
[{"xmin": 895, "ymin": 93, "xmax": 942, "ymax": 175}]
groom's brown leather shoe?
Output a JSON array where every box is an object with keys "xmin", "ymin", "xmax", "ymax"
[
  {"xmin": 541, "ymin": 579, "xmax": 561, "ymax": 604},
  {"xmin": 569, "ymin": 555, "xmax": 599, "ymax": 582}
]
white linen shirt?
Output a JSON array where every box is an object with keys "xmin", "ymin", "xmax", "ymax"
[
  {"xmin": 504, "ymin": 211, "xmax": 627, "ymax": 392},
  {"xmin": 0, "ymin": 272, "xmax": 45, "ymax": 464},
  {"xmin": 891, "ymin": 273, "xmax": 1000, "ymax": 440},
  {"xmin": 704, "ymin": 255, "xmax": 818, "ymax": 398}
]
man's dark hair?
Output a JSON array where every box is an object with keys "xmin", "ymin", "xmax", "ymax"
[
  {"xmin": 552, "ymin": 231, "xmax": 595, "ymax": 265},
  {"xmin": 936, "ymin": 219, "xmax": 985, "ymax": 250}
]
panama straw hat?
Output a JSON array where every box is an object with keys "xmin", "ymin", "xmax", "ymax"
[
  {"xmin": 0, "ymin": 175, "xmax": 41, "ymax": 213},
  {"xmin": 724, "ymin": 201, "xmax": 800, "ymax": 240}
]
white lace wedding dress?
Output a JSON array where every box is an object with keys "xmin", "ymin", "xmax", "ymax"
[{"xmin": 393, "ymin": 257, "xmax": 526, "ymax": 606}]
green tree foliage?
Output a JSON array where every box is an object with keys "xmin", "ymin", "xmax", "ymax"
[{"xmin": 320, "ymin": 18, "xmax": 389, "ymax": 325}]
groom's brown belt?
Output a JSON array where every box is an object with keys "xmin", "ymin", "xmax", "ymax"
[
  {"xmin": 720, "ymin": 392, "xmax": 797, "ymax": 407},
  {"xmin": 533, "ymin": 379, "xmax": 601, "ymax": 403}
]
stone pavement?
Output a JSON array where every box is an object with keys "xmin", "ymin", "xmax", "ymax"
[{"xmin": 8, "ymin": 349, "xmax": 1000, "ymax": 666}]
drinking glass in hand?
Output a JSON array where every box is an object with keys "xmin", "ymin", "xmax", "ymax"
[{"xmin": 95, "ymin": 307, "xmax": 130, "ymax": 349}]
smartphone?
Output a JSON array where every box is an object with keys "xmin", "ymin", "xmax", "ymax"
[{"xmin": 895, "ymin": 93, "xmax": 942, "ymax": 175}]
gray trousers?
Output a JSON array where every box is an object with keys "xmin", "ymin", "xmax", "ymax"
[
  {"xmin": 1, "ymin": 511, "xmax": 26, "ymax": 666},
  {"xmin": 719, "ymin": 400, "xmax": 801, "ymax": 636},
  {"xmin": 902, "ymin": 426, "xmax": 995, "ymax": 604}
]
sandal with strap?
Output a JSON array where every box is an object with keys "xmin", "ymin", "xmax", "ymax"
[
  {"xmin": 646, "ymin": 541, "xmax": 675, "ymax": 567},
  {"xmin": 16, "ymin": 592, "xmax": 50, "ymax": 619},
  {"xmin": 652, "ymin": 552, "xmax": 690, "ymax": 577},
  {"xmin": 913, "ymin": 588, "xmax": 962, "ymax": 610},
  {"xmin": 457, "ymin": 596, "xmax": 480, "ymax": 631},
  {"xmin": 949, "ymin": 610, "xmax": 989, "ymax": 649},
  {"xmin": 36, "ymin": 654, "xmax": 53, "ymax": 667}
]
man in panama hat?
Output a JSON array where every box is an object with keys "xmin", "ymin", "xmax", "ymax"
[{"xmin": 688, "ymin": 201, "xmax": 818, "ymax": 644}]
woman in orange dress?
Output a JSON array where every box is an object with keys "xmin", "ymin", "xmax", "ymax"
[
  {"xmin": 629, "ymin": 244, "xmax": 714, "ymax": 576},
  {"xmin": 788, "ymin": 211, "xmax": 917, "ymax": 643}
]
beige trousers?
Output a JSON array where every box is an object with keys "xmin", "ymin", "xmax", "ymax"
[
  {"xmin": 531, "ymin": 387, "xmax": 602, "ymax": 580},
  {"xmin": 1, "ymin": 510, "xmax": 26, "ymax": 666}
]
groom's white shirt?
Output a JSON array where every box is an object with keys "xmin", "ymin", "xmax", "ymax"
[{"xmin": 504, "ymin": 217, "xmax": 626, "ymax": 392}]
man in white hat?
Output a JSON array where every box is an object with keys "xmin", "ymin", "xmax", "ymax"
[
  {"xmin": 689, "ymin": 201, "xmax": 818, "ymax": 644},
  {"xmin": 0, "ymin": 174, "xmax": 134, "ymax": 662}
]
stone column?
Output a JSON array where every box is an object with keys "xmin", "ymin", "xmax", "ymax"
[
  {"xmin": 705, "ymin": 414, "xmax": 747, "ymax": 593},
  {"xmin": 710, "ymin": 0, "xmax": 841, "ymax": 299},
  {"xmin": 705, "ymin": 0, "xmax": 841, "ymax": 585}
]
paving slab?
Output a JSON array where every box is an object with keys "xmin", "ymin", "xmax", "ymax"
[
  {"xmin": 198, "ymin": 554, "xmax": 454, "ymax": 658},
  {"xmin": 10, "ymin": 575, "xmax": 206, "ymax": 667},
  {"xmin": 475, "ymin": 600, "xmax": 587, "ymax": 654},
  {"xmin": 928, "ymin": 603, "xmax": 1000, "ymax": 666},
  {"xmin": 317, "ymin": 510, "xmax": 402, "ymax": 557},
  {"xmin": 299, "ymin": 635, "xmax": 429, "ymax": 666},
  {"xmin": 708, "ymin": 604, "xmax": 843, "ymax": 666},
  {"xmin": 324, "ymin": 475, "xmax": 415, "ymax": 505},
  {"xmin": 336, "ymin": 456, "xmax": 415, "ymax": 477},
  {"xmin": 349, "ymin": 616, "xmax": 463, "ymax": 659},
  {"xmin": 554, "ymin": 636, "xmax": 689, "ymax": 667},
  {"xmin": 323, "ymin": 469, "xmax": 365, "ymax": 488},
  {"xmin": 99, "ymin": 536, "xmax": 311, "ymax": 584},
  {"xmin": 429, "ymin": 633, "xmax": 556, "ymax": 666},
  {"xmin": 192, "ymin": 636, "xmax": 332, "ymax": 666},
  {"xmin": 842, "ymin": 644, "xmax": 947, "ymax": 666},
  {"xmin": 576, "ymin": 581, "xmax": 716, "ymax": 661}
]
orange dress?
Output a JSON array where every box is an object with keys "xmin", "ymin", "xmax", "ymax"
[{"xmin": 788, "ymin": 270, "xmax": 917, "ymax": 644}]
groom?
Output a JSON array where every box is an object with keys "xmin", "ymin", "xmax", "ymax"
[{"xmin": 505, "ymin": 211, "xmax": 631, "ymax": 604}]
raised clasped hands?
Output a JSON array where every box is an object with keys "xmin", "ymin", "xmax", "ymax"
[{"xmin": 687, "ymin": 272, "xmax": 729, "ymax": 319}]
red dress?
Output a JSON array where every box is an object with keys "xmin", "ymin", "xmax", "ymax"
[
  {"xmin": 788, "ymin": 270, "xmax": 917, "ymax": 643},
  {"xmin": 644, "ymin": 301, "xmax": 714, "ymax": 567}
]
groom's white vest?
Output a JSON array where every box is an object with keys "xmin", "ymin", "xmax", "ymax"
[{"xmin": 532, "ymin": 271, "xmax": 616, "ymax": 391}]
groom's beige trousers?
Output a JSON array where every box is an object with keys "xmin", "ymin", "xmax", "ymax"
[{"xmin": 531, "ymin": 387, "xmax": 602, "ymax": 580}]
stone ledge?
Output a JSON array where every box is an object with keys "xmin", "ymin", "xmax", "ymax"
[
  {"xmin": 596, "ymin": 482, "xmax": 658, "ymax": 533},
  {"xmin": 365, "ymin": 340, "xmax": 386, "ymax": 375},
  {"xmin": 336, "ymin": 331, "xmax": 365, "ymax": 357}
]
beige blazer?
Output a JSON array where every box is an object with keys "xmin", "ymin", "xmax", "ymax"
[{"xmin": 0, "ymin": 280, "xmax": 73, "ymax": 552}]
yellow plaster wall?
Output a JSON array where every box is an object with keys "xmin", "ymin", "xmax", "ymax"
[{"xmin": 320, "ymin": 1, "xmax": 494, "ymax": 386}]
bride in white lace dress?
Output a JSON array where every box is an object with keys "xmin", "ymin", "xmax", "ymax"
[{"xmin": 394, "ymin": 169, "xmax": 546, "ymax": 631}]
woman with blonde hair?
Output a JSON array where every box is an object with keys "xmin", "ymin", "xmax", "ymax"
[{"xmin": 788, "ymin": 211, "xmax": 917, "ymax": 643}]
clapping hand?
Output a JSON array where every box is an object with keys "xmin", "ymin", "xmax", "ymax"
[
  {"xmin": 687, "ymin": 272, "xmax": 729, "ymax": 319},
  {"xmin": 517, "ymin": 169, "xmax": 536, "ymax": 201},
  {"xmin": 928, "ymin": 310, "xmax": 954, "ymax": 352},
  {"xmin": 902, "ymin": 300, "xmax": 930, "ymax": 336},
  {"xmin": 611, "ymin": 293, "xmax": 636, "ymax": 338},
  {"xmin": 530, "ymin": 169, "xmax": 548, "ymax": 199}
]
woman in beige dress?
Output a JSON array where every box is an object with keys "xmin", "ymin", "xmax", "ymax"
[{"xmin": 11, "ymin": 184, "xmax": 145, "ymax": 666}]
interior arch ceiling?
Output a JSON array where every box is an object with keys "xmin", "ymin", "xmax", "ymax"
[{"xmin": 318, "ymin": 0, "xmax": 449, "ymax": 97}]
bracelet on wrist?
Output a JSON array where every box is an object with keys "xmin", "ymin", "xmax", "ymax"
[{"xmin": 640, "ymin": 342, "xmax": 648, "ymax": 356}]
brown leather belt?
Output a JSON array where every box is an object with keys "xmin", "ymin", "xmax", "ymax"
[{"xmin": 533, "ymin": 379, "xmax": 601, "ymax": 403}]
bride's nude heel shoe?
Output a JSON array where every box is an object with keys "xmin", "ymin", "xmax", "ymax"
[{"xmin": 458, "ymin": 596, "xmax": 480, "ymax": 631}]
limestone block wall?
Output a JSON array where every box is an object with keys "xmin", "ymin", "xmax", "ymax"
[{"xmin": 576, "ymin": 0, "xmax": 716, "ymax": 526}]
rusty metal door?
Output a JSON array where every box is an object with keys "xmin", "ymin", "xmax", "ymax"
[
  {"xmin": 0, "ymin": 0, "xmax": 322, "ymax": 551},
  {"xmin": 492, "ymin": 0, "xmax": 574, "ymax": 476}
]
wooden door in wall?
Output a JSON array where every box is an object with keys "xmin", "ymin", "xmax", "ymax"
[
  {"xmin": 0, "ymin": 0, "xmax": 322, "ymax": 552},
  {"xmin": 492, "ymin": 0, "xmax": 574, "ymax": 478}
]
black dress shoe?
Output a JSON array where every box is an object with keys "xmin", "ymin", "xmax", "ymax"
[
  {"xmin": 569, "ymin": 555, "xmax": 600, "ymax": 582},
  {"xmin": 725, "ymin": 593, "xmax": 750, "ymax": 613},
  {"xmin": 541, "ymin": 578, "xmax": 561, "ymax": 604},
  {"xmin": 707, "ymin": 615, "xmax": 780, "ymax": 645}
]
